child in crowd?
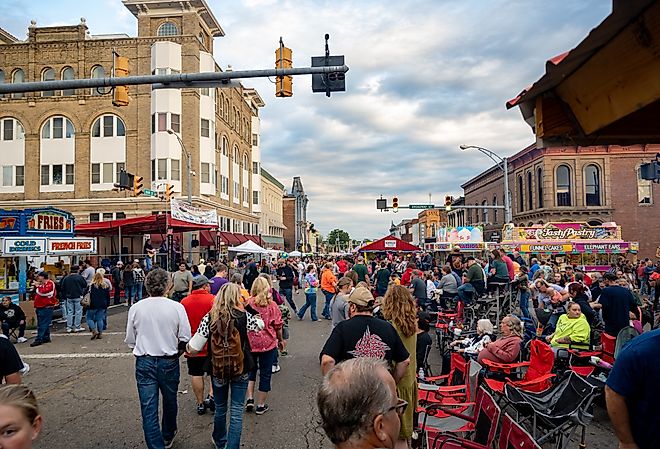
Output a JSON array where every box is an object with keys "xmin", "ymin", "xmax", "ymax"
[{"xmin": 278, "ymin": 303, "xmax": 291, "ymax": 356}]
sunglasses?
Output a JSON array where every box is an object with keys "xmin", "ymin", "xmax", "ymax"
[{"xmin": 385, "ymin": 398, "xmax": 408, "ymax": 416}]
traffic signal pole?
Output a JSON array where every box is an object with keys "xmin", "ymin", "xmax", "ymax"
[{"xmin": 0, "ymin": 65, "xmax": 349, "ymax": 95}]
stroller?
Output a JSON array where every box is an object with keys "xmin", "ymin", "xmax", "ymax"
[{"xmin": 504, "ymin": 372, "xmax": 600, "ymax": 449}]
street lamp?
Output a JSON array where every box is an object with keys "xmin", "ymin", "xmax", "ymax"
[
  {"xmin": 460, "ymin": 144, "xmax": 512, "ymax": 223},
  {"xmin": 167, "ymin": 129, "xmax": 193, "ymax": 206}
]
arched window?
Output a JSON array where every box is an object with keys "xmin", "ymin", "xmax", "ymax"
[
  {"xmin": 637, "ymin": 167, "xmax": 652, "ymax": 204},
  {"xmin": 11, "ymin": 69, "xmax": 24, "ymax": 98},
  {"xmin": 493, "ymin": 195, "xmax": 498, "ymax": 223},
  {"xmin": 222, "ymin": 136, "xmax": 228, "ymax": 156},
  {"xmin": 219, "ymin": 93, "xmax": 225, "ymax": 117},
  {"xmin": 0, "ymin": 69, "xmax": 4, "ymax": 84},
  {"xmin": 61, "ymin": 67, "xmax": 75, "ymax": 96},
  {"xmin": 482, "ymin": 200, "xmax": 488, "ymax": 223},
  {"xmin": 91, "ymin": 115, "xmax": 126, "ymax": 138},
  {"xmin": 556, "ymin": 165, "xmax": 572, "ymax": 206},
  {"xmin": 517, "ymin": 175, "xmax": 524, "ymax": 212},
  {"xmin": 537, "ymin": 168, "xmax": 544, "ymax": 208},
  {"xmin": 90, "ymin": 66, "xmax": 105, "ymax": 96},
  {"xmin": 527, "ymin": 171, "xmax": 533, "ymax": 210},
  {"xmin": 243, "ymin": 154, "xmax": 249, "ymax": 169},
  {"xmin": 224, "ymin": 99, "xmax": 229, "ymax": 122},
  {"xmin": 157, "ymin": 22, "xmax": 178, "ymax": 37},
  {"xmin": 233, "ymin": 145, "xmax": 239, "ymax": 161},
  {"xmin": 41, "ymin": 116, "xmax": 75, "ymax": 139},
  {"xmin": 584, "ymin": 164, "xmax": 601, "ymax": 206},
  {"xmin": 41, "ymin": 68, "xmax": 55, "ymax": 97}
]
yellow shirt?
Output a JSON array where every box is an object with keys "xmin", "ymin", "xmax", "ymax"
[{"xmin": 551, "ymin": 314, "xmax": 590, "ymax": 348}]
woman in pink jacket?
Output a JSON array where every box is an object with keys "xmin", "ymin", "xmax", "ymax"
[{"xmin": 477, "ymin": 315, "xmax": 523, "ymax": 364}]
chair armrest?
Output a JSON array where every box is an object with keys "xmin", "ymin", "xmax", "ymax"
[
  {"xmin": 510, "ymin": 373, "xmax": 555, "ymax": 389},
  {"xmin": 426, "ymin": 401, "xmax": 476, "ymax": 422},
  {"xmin": 482, "ymin": 359, "xmax": 530, "ymax": 373},
  {"xmin": 423, "ymin": 374, "xmax": 450, "ymax": 383}
]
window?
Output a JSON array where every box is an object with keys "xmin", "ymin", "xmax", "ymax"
[
  {"xmin": 219, "ymin": 93, "xmax": 224, "ymax": 116},
  {"xmin": 103, "ymin": 213, "xmax": 113, "ymax": 221},
  {"xmin": 2, "ymin": 118, "xmax": 24, "ymax": 141},
  {"xmin": 171, "ymin": 114, "xmax": 180, "ymax": 133},
  {"xmin": 493, "ymin": 196, "xmax": 498, "ymax": 223},
  {"xmin": 537, "ymin": 168, "xmax": 544, "ymax": 208},
  {"xmin": 116, "ymin": 212, "xmax": 126, "ymax": 219},
  {"xmin": 40, "ymin": 166, "xmax": 49, "ymax": 185},
  {"xmin": 61, "ymin": 67, "xmax": 75, "ymax": 96},
  {"xmin": 15, "ymin": 166, "xmax": 24, "ymax": 186},
  {"xmin": 102, "ymin": 163, "xmax": 113, "ymax": 183},
  {"xmin": 221, "ymin": 176, "xmax": 229, "ymax": 194},
  {"xmin": 556, "ymin": 165, "xmax": 572, "ymax": 206},
  {"xmin": 116, "ymin": 163, "xmax": 125, "ymax": 182},
  {"xmin": 65, "ymin": 164, "xmax": 74, "ymax": 184},
  {"xmin": 201, "ymin": 119, "xmax": 210, "ymax": 137},
  {"xmin": 252, "ymin": 133, "xmax": 258, "ymax": 146},
  {"xmin": 243, "ymin": 154, "xmax": 249, "ymax": 169},
  {"xmin": 2, "ymin": 166, "xmax": 12, "ymax": 186},
  {"xmin": 637, "ymin": 167, "xmax": 652, "ymax": 204},
  {"xmin": 90, "ymin": 66, "xmax": 105, "ymax": 95},
  {"xmin": 171, "ymin": 159, "xmax": 180, "ymax": 181},
  {"xmin": 201, "ymin": 162, "xmax": 210, "ymax": 183},
  {"xmin": 157, "ymin": 22, "xmax": 178, "ymax": 37},
  {"xmin": 224, "ymin": 99, "xmax": 229, "ymax": 122},
  {"xmin": 42, "ymin": 116, "xmax": 74, "ymax": 139},
  {"xmin": 584, "ymin": 164, "xmax": 601, "ymax": 206},
  {"xmin": 103, "ymin": 116, "xmax": 114, "ymax": 137},
  {"xmin": 200, "ymin": 87, "xmax": 209, "ymax": 96},
  {"xmin": 91, "ymin": 163, "xmax": 101, "ymax": 184},
  {"xmin": 527, "ymin": 171, "xmax": 533, "ymax": 210},
  {"xmin": 253, "ymin": 162, "xmax": 259, "ymax": 174},
  {"xmin": 222, "ymin": 137, "xmax": 228, "ymax": 156},
  {"xmin": 157, "ymin": 113, "xmax": 167, "ymax": 132},
  {"xmin": 234, "ymin": 181, "xmax": 239, "ymax": 197},
  {"xmin": 157, "ymin": 159, "xmax": 167, "ymax": 180},
  {"xmin": 11, "ymin": 69, "xmax": 24, "ymax": 98},
  {"xmin": 482, "ymin": 200, "xmax": 488, "ymax": 223},
  {"xmin": 233, "ymin": 146, "xmax": 239, "ymax": 161},
  {"xmin": 517, "ymin": 175, "xmax": 524, "ymax": 212},
  {"xmin": 41, "ymin": 68, "xmax": 55, "ymax": 97},
  {"xmin": 90, "ymin": 213, "xmax": 100, "ymax": 222},
  {"xmin": 0, "ymin": 69, "xmax": 4, "ymax": 86},
  {"xmin": 52, "ymin": 165, "xmax": 63, "ymax": 184}
]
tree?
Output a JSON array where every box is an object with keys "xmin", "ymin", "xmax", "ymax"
[{"xmin": 327, "ymin": 228, "xmax": 350, "ymax": 251}]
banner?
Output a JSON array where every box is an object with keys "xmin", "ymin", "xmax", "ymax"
[
  {"xmin": 2, "ymin": 238, "xmax": 47, "ymax": 255},
  {"xmin": 439, "ymin": 226, "xmax": 484, "ymax": 243},
  {"xmin": 520, "ymin": 244, "xmax": 573, "ymax": 253},
  {"xmin": 170, "ymin": 198, "xmax": 218, "ymax": 226},
  {"xmin": 47, "ymin": 238, "xmax": 97, "ymax": 254},
  {"xmin": 502, "ymin": 222, "xmax": 620, "ymax": 242}
]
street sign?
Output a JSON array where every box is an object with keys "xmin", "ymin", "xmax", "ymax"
[
  {"xmin": 409, "ymin": 204, "xmax": 435, "ymax": 209},
  {"xmin": 144, "ymin": 189, "xmax": 158, "ymax": 197}
]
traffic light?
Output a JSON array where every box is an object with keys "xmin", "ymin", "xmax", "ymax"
[
  {"xmin": 133, "ymin": 176, "xmax": 143, "ymax": 197},
  {"xmin": 639, "ymin": 160, "xmax": 660, "ymax": 181},
  {"xmin": 444, "ymin": 195, "xmax": 453, "ymax": 211},
  {"xmin": 392, "ymin": 197, "xmax": 399, "ymax": 213},
  {"xmin": 164, "ymin": 183, "xmax": 174, "ymax": 201},
  {"xmin": 112, "ymin": 53, "xmax": 129, "ymax": 107},
  {"xmin": 116, "ymin": 169, "xmax": 133, "ymax": 190},
  {"xmin": 275, "ymin": 39, "xmax": 293, "ymax": 97}
]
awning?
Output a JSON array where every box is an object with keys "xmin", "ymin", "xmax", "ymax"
[
  {"xmin": 359, "ymin": 236, "xmax": 421, "ymax": 253},
  {"xmin": 217, "ymin": 231, "xmax": 240, "ymax": 246},
  {"xmin": 75, "ymin": 213, "xmax": 216, "ymax": 237}
]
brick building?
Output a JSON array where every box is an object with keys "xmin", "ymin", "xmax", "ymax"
[
  {"xmin": 461, "ymin": 144, "xmax": 660, "ymax": 258},
  {"xmin": 282, "ymin": 177, "xmax": 308, "ymax": 252},
  {"xmin": 259, "ymin": 168, "xmax": 286, "ymax": 249},
  {"xmin": 0, "ymin": 0, "xmax": 263, "ymax": 257}
]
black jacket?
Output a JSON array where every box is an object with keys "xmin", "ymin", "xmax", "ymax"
[
  {"xmin": 0, "ymin": 303, "xmax": 26, "ymax": 326},
  {"xmin": 60, "ymin": 274, "xmax": 88, "ymax": 299},
  {"xmin": 89, "ymin": 284, "xmax": 111, "ymax": 310}
]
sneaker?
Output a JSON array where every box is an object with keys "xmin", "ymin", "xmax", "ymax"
[
  {"xmin": 296, "ymin": 314, "xmax": 303, "ymax": 321},
  {"xmin": 196, "ymin": 403, "xmax": 206, "ymax": 415},
  {"xmin": 272, "ymin": 364, "xmax": 281, "ymax": 373},
  {"xmin": 255, "ymin": 404, "xmax": 270, "ymax": 415},
  {"xmin": 74, "ymin": 327, "xmax": 85, "ymax": 333},
  {"xmin": 30, "ymin": 341, "xmax": 42, "ymax": 347},
  {"xmin": 164, "ymin": 430, "xmax": 177, "ymax": 449},
  {"xmin": 204, "ymin": 395, "xmax": 215, "ymax": 412},
  {"xmin": 245, "ymin": 398, "xmax": 255, "ymax": 412},
  {"xmin": 17, "ymin": 337, "xmax": 27, "ymax": 343},
  {"xmin": 281, "ymin": 350, "xmax": 288, "ymax": 356},
  {"xmin": 66, "ymin": 328, "xmax": 73, "ymax": 333}
]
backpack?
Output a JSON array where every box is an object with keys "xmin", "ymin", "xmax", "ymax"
[{"xmin": 209, "ymin": 317, "xmax": 244, "ymax": 380}]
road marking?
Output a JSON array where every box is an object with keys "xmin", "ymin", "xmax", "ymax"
[
  {"xmin": 27, "ymin": 332, "xmax": 125, "ymax": 337},
  {"xmin": 22, "ymin": 352, "xmax": 133, "ymax": 359}
]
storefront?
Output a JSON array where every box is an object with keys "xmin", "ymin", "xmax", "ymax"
[
  {"xmin": 423, "ymin": 226, "xmax": 487, "ymax": 259},
  {"xmin": 494, "ymin": 222, "xmax": 638, "ymax": 272}
]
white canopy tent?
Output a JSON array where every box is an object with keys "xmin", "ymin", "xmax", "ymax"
[
  {"xmin": 288, "ymin": 250, "xmax": 302, "ymax": 257},
  {"xmin": 228, "ymin": 240, "xmax": 269, "ymax": 254}
]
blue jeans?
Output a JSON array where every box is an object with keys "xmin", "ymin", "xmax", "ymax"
[
  {"xmin": 297, "ymin": 292, "xmax": 318, "ymax": 321},
  {"xmin": 134, "ymin": 282, "xmax": 144, "ymax": 302},
  {"xmin": 145, "ymin": 257, "xmax": 153, "ymax": 271},
  {"xmin": 457, "ymin": 283, "xmax": 475, "ymax": 303},
  {"xmin": 66, "ymin": 297, "xmax": 83, "ymax": 330},
  {"xmin": 60, "ymin": 300, "xmax": 68, "ymax": 323},
  {"xmin": 86, "ymin": 309, "xmax": 107, "ymax": 332},
  {"xmin": 279, "ymin": 287, "xmax": 296, "ymax": 312},
  {"xmin": 321, "ymin": 290, "xmax": 334, "ymax": 319},
  {"xmin": 135, "ymin": 356, "xmax": 180, "ymax": 449},
  {"xmin": 125, "ymin": 285, "xmax": 136, "ymax": 303},
  {"xmin": 519, "ymin": 290, "xmax": 531, "ymax": 319},
  {"xmin": 212, "ymin": 374, "xmax": 248, "ymax": 449},
  {"xmin": 35, "ymin": 307, "xmax": 53, "ymax": 342},
  {"xmin": 248, "ymin": 348, "xmax": 277, "ymax": 392}
]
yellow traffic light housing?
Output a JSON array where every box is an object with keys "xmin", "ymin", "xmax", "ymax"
[
  {"xmin": 392, "ymin": 197, "xmax": 399, "ymax": 213},
  {"xmin": 444, "ymin": 195, "xmax": 453, "ymax": 211},
  {"xmin": 165, "ymin": 183, "xmax": 174, "ymax": 201},
  {"xmin": 275, "ymin": 39, "xmax": 293, "ymax": 97},
  {"xmin": 133, "ymin": 176, "xmax": 143, "ymax": 197},
  {"xmin": 113, "ymin": 54, "xmax": 130, "ymax": 107}
]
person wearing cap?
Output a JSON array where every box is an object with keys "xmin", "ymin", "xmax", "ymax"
[
  {"xmin": 457, "ymin": 256, "xmax": 484, "ymax": 303},
  {"xmin": 181, "ymin": 275, "xmax": 216, "ymax": 415},
  {"xmin": 320, "ymin": 287, "xmax": 410, "ymax": 384}
]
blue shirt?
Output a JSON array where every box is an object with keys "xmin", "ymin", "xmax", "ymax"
[
  {"xmin": 606, "ymin": 329, "xmax": 660, "ymax": 449},
  {"xmin": 528, "ymin": 263, "xmax": 540, "ymax": 280}
]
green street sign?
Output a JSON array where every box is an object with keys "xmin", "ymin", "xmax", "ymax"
[
  {"xmin": 144, "ymin": 189, "xmax": 158, "ymax": 197},
  {"xmin": 408, "ymin": 204, "xmax": 434, "ymax": 209}
]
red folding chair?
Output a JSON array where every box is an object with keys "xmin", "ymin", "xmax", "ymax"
[
  {"xmin": 418, "ymin": 358, "xmax": 478, "ymax": 406},
  {"xmin": 484, "ymin": 339, "xmax": 555, "ymax": 394},
  {"xmin": 567, "ymin": 332, "xmax": 616, "ymax": 376},
  {"xmin": 497, "ymin": 413, "xmax": 541, "ymax": 449}
]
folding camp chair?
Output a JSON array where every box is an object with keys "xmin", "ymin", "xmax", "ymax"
[
  {"xmin": 418, "ymin": 358, "xmax": 479, "ymax": 406},
  {"xmin": 420, "ymin": 385, "xmax": 500, "ymax": 449},
  {"xmin": 497, "ymin": 413, "xmax": 541, "ymax": 449},
  {"xmin": 484, "ymin": 339, "xmax": 555, "ymax": 394},
  {"xmin": 567, "ymin": 332, "xmax": 616, "ymax": 377},
  {"xmin": 504, "ymin": 372, "xmax": 600, "ymax": 449}
]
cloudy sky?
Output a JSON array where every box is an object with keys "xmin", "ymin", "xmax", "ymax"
[{"xmin": 2, "ymin": 0, "xmax": 611, "ymax": 239}]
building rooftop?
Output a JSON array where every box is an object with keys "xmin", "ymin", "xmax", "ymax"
[
  {"xmin": 122, "ymin": 0, "xmax": 225, "ymax": 37},
  {"xmin": 261, "ymin": 168, "xmax": 285, "ymax": 190}
]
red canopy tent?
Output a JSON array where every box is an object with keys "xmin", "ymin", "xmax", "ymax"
[
  {"xmin": 75, "ymin": 213, "xmax": 217, "ymax": 236},
  {"xmin": 359, "ymin": 236, "xmax": 421, "ymax": 252}
]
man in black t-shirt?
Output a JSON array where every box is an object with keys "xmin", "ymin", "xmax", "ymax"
[
  {"xmin": 409, "ymin": 270, "xmax": 428, "ymax": 309},
  {"xmin": 276, "ymin": 259, "xmax": 297, "ymax": 313},
  {"xmin": 320, "ymin": 287, "xmax": 410, "ymax": 383},
  {"xmin": 1, "ymin": 334, "xmax": 24, "ymax": 384},
  {"xmin": 593, "ymin": 273, "xmax": 637, "ymax": 336}
]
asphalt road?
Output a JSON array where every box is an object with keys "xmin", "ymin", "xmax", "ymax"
[{"xmin": 15, "ymin": 290, "xmax": 618, "ymax": 449}]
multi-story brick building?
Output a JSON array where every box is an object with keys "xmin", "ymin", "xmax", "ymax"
[
  {"xmin": 282, "ymin": 177, "xmax": 308, "ymax": 252},
  {"xmin": 259, "ymin": 168, "xmax": 286, "ymax": 249},
  {"xmin": 461, "ymin": 143, "xmax": 660, "ymax": 258},
  {"xmin": 0, "ymin": 0, "xmax": 263, "ymax": 257}
]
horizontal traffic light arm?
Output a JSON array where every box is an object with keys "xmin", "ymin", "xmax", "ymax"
[{"xmin": 0, "ymin": 65, "xmax": 349, "ymax": 95}]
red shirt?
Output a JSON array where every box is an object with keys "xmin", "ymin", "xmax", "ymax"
[
  {"xmin": 34, "ymin": 279, "xmax": 57, "ymax": 309},
  {"xmin": 583, "ymin": 274, "xmax": 592, "ymax": 287},
  {"xmin": 337, "ymin": 260, "xmax": 348, "ymax": 274},
  {"xmin": 401, "ymin": 268, "xmax": 413, "ymax": 286},
  {"xmin": 181, "ymin": 289, "xmax": 215, "ymax": 357},
  {"xmin": 502, "ymin": 255, "xmax": 515, "ymax": 280}
]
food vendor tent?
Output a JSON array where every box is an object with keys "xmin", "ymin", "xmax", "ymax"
[
  {"xmin": 359, "ymin": 236, "xmax": 420, "ymax": 253},
  {"xmin": 75, "ymin": 213, "xmax": 216, "ymax": 236},
  {"xmin": 228, "ymin": 240, "xmax": 268, "ymax": 254},
  {"xmin": 289, "ymin": 250, "xmax": 302, "ymax": 257}
]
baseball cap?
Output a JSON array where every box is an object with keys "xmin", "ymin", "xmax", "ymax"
[
  {"xmin": 192, "ymin": 275, "xmax": 214, "ymax": 289},
  {"xmin": 347, "ymin": 287, "xmax": 375, "ymax": 307},
  {"xmin": 117, "ymin": 261, "xmax": 123, "ymax": 266}
]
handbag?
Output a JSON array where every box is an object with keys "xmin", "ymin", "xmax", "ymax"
[{"xmin": 81, "ymin": 291, "xmax": 91, "ymax": 307}]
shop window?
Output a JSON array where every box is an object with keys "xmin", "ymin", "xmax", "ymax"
[
  {"xmin": 556, "ymin": 165, "xmax": 572, "ymax": 206},
  {"xmin": 584, "ymin": 164, "xmax": 601, "ymax": 206}
]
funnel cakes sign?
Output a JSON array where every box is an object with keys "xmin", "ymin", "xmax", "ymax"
[{"xmin": 502, "ymin": 222, "xmax": 620, "ymax": 242}]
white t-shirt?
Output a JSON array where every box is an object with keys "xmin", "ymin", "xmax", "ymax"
[{"xmin": 125, "ymin": 297, "xmax": 191, "ymax": 357}]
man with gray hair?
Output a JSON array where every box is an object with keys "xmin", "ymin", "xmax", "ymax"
[
  {"xmin": 317, "ymin": 357, "xmax": 406, "ymax": 449},
  {"xmin": 125, "ymin": 268, "xmax": 191, "ymax": 449}
]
